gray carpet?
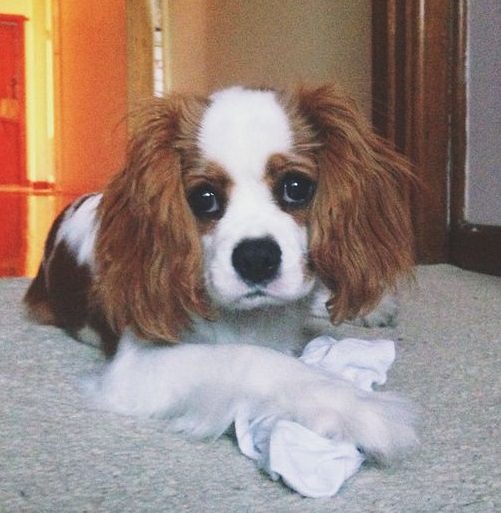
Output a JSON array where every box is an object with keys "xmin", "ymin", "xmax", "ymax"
[{"xmin": 0, "ymin": 264, "xmax": 500, "ymax": 513}]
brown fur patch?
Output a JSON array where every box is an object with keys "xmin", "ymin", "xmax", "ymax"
[
  {"xmin": 24, "ymin": 203, "xmax": 72, "ymax": 325},
  {"xmin": 23, "ymin": 270, "xmax": 57, "ymax": 325},
  {"xmin": 46, "ymin": 242, "xmax": 92, "ymax": 331}
]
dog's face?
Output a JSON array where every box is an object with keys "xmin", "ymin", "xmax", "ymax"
[
  {"xmin": 95, "ymin": 85, "xmax": 415, "ymax": 341},
  {"xmin": 192, "ymin": 88, "xmax": 316, "ymax": 309}
]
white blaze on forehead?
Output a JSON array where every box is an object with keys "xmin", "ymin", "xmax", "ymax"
[{"xmin": 198, "ymin": 87, "xmax": 293, "ymax": 177}]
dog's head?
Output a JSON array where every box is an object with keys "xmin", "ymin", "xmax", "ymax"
[{"xmin": 95, "ymin": 85, "xmax": 414, "ymax": 341}]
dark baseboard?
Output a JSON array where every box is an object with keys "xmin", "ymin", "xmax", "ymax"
[{"xmin": 451, "ymin": 223, "xmax": 501, "ymax": 277}]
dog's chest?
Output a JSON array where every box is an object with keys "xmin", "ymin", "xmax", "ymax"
[{"xmin": 186, "ymin": 302, "xmax": 310, "ymax": 355}]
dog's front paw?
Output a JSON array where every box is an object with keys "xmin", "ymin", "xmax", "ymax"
[
  {"xmin": 350, "ymin": 293, "xmax": 399, "ymax": 328},
  {"xmin": 280, "ymin": 376, "xmax": 418, "ymax": 462}
]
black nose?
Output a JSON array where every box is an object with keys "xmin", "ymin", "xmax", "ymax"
[{"xmin": 232, "ymin": 238, "xmax": 282, "ymax": 284}]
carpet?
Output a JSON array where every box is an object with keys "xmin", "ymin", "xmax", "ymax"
[{"xmin": 0, "ymin": 264, "xmax": 499, "ymax": 512}]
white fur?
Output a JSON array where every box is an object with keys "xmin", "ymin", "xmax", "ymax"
[
  {"xmin": 85, "ymin": 333, "xmax": 417, "ymax": 459},
  {"xmin": 55, "ymin": 194, "xmax": 102, "ymax": 267},
  {"xmin": 199, "ymin": 87, "xmax": 293, "ymax": 177}
]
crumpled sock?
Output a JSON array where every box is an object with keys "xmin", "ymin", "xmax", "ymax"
[
  {"xmin": 234, "ymin": 336, "xmax": 397, "ymax": 498},
  {"xmin": 300, "ymin": 336, "xmax": 395, "ymax": 392}
]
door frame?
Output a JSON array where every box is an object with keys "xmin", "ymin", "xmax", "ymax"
[
  {"xmin": 372, "ymin": 0, "xmax": 500, "ymax": 276},
  {"xmin": 372, "ymin": 0, "xmax": 450, "ymax": 264},
  {"xmin": 0, "ymin": 14, "xmax": 27, "ymax": 186}
]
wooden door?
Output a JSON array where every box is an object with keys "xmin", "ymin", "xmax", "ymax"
[{"xmin": 0, "ymin": 15, "xmax": 26, "ymax": 186}]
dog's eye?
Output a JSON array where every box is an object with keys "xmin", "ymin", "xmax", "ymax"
[
  {"xmin": 188, "ymin": 186, "xmax": 222, "ymax": 218},
  {"xmin": 279, "ymin": 174, "xmax": 315, "ymax": 207}
]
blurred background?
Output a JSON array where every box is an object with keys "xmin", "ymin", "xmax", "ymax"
[{"xmin": 0, "ymin": 0, "xmax": 499, "ymax": 277}]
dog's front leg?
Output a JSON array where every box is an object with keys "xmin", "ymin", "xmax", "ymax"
[{"xmin": 85, "ymin": 331, "xmax": 417, "ymax": 461}]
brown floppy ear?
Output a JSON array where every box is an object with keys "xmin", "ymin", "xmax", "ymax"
[
  {"xmin": 296, "ymin": 84, "xmax": 415, "ymax": 323},
  {"xmin": 94, "ymin": 95, "xmax": 213, "ymax": 342}
]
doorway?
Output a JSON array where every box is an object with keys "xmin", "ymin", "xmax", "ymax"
[
  {"xmin": 0, "ymin": 14, "xmax": 26, "ymax": 186},
  {"xmin": 372, "ymin": 0, "xmax": 501, "ymax": 276}
]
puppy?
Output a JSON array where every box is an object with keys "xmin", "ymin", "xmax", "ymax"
[{"xmin": 24, "ymin": 85, "xmax": 416, "ymax": 459}]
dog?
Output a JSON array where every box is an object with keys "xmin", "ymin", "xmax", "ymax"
[{"xmin": 24, "ymin": 85, "xmax": 417, "ymax": 460}]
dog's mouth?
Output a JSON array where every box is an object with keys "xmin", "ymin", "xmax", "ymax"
[
  {"xmin": 243, "ymin": 289, "xmax": 267, "ymax": 299},
  {"xmin": 237, "ymin": 287, "xmax": 289, "ymax": 309}
]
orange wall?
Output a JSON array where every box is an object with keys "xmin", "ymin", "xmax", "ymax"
[{"xmin": 55, "ymin": 0, "xmax": 128, "ymax": 194}]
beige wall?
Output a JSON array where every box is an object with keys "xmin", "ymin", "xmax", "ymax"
[
  {"xmin": 465, "ymin": 0, "xmax": 501, "ymax": 226},
  {"xmin": 165, "ymin": 0, "xmax": 372, "ymax": 115},
  {"xmin": 164, "ymin": 0, "xmax": 209, "ymax": 95}
]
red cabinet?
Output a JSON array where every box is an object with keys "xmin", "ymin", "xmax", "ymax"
[{"xmin": 0, "ymin": 14, "xmax": 26, "ymax": 185}]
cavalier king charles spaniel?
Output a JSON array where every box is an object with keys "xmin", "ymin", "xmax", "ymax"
[{"xmin": 24, "ymin": 85, "xmax": 416, "ymax": 460}]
